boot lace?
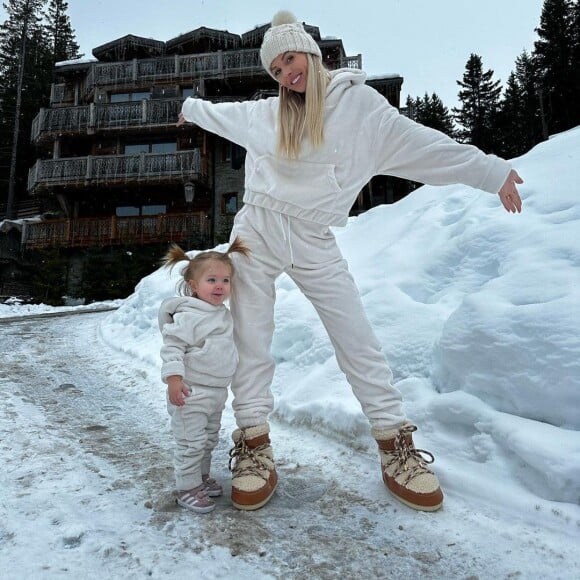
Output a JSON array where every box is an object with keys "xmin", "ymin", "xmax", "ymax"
[
  {"xmin": 384, "ymin": 424, "xmax": 435, "ymax": 485},
  {"xmin": 228, "ymin": 435, "xmax": 271, "ymax": 479}
]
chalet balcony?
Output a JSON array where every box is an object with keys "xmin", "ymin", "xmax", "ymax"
[
  {"xmin": 50, "ymin": 52, "xmax": 362, "ymax": 105},
  {"xmin": 21, "ymin": 212, "xmax": 210, "ymax": 250},
  {"xmin": 86, "ymin": 50, "xmax": 262, "ymax": 87},
  {"xmin": 28, "ymin": 149, "xmax": 205, "ymax": 193},
  {"xmin": 31, "ymin": 98, "xmax": 184, "ymax": 144}
]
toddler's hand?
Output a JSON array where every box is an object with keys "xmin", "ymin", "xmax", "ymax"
[{"xmin": 167, "ymin": 378, "xmax": 189, "ymax": 406}]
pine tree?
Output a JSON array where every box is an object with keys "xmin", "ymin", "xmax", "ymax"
[
  {"xmin": 533, "ymin": 0, "xmax": 574, "ymax": 134},
  {"xmin": 44, "ymin": 0, "xmax": 81, "ymax": 64},
  {"xmin": 403, "ymin": 93, "xmax": 456, "ymax": 190},
  {"xmin": 420, "ymin": 93, "xmax": 456, "ymax": 137},
  {"xmin": 453, "ymin": 53, "xmax": 502, "ymax": 153},
  {"xmin": 0, "ymin": 0, "xmax": 47, "ymax": 217},
  {"xmin": 497, "ymin": 50, "xmax": 544, "ymax": 158},
  {"xmin": 405, "ymin": 93, "xmax": 455, "ymax": 137},
  {"xmin": 570, "ymin": 0, "xmax": 580, "ymax": 127},
  {"xmin": 496, "ymin": 73, "xmax": 527, "ymax": 158},
  {"xmin": 0, "ymin": 0, "xmax": 80, "ymax": 217},
  {"xmin": 514, "ymin": 50, "xmax": 546, "ymax": 146},
  {"xmin": 404, "ymin": 95, "xmax": 420, "ymax": 122}
]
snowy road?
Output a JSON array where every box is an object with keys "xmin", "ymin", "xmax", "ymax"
[{"xmin": 1, "ymin": 311, "xmax": 578, "ymax": 579}]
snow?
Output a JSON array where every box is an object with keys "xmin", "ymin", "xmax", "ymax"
[
  {"xmin": 55, "ymin": 57, "xmax": 97, "ymax": 67},
  {"xmin": 0, "ymin": 297, "xmax": 122, "ymax": 316},
  {"xmin": 1, "ymin": 127, "xmax": 580, "ymax": 578},
  {"xmin": 0, "ymin": 216, "xmax": 43, "ymax": 234}
]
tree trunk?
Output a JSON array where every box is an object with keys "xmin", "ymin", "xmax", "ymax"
[{"xmin": 6, "ymin": 15, "xmax": 28, "ymax": 220}]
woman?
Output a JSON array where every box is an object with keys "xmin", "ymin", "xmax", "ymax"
[{"xmin": 177, "ymin": 10, "xmax": 523, "ymax": 512}]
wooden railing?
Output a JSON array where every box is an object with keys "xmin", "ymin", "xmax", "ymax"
[
  {"xmin": 84, "ymin": 51, "xmax": 362, "ymax": 88},
  {"xmin": 22, "ymin": 213, "xmax": 210, "ymax": 249},
  {"xmin": 85, "ymin": 50, "xmax": 257, "ymax": 89},
  {"xmin": 50, "ymin": 52, "xmax": 362, "ymax": 105},
  {"xmin": 31, "ymin": 96, "xmax": 239, "ymax": 142},
  {"xmin": 28, "ymin": 149, "xmax": 204, "ymax": 192},
  {"xmin": 32, "ymin": 98, "xmax": 182, "ymax": 142}
]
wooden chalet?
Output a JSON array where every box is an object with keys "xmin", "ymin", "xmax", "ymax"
[
  {"xmin": 23, "ymin": 19, "xmax": 404, "ymax": 254},
  {"xmin": 0, "ymin": 19, "xmax": 407, "ymax": 301}
]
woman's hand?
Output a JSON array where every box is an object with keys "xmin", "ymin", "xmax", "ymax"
[
  {"xmin": 498, "ymin": 169, "xmax": 523, "ymax": 213},
  {"xmin": 176, "ymin": 113, "xmax": 187, "ymax": 127}
]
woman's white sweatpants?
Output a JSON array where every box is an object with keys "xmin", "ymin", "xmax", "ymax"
[
  {"xmin": 167, "ymin": 385, "xmax": 228, "ymax": 491},
  {"xmin": 229, "ymin": 205, "xmax": 406, "ymax": 430}
]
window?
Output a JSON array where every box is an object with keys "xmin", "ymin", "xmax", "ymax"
[
  {"xmin": 151, "ymin": 142, "xmax": 177, "ymax": 153},
  {"xmin": 131, "ymin": 91, "xmax": 151, "ymax": 101},
  {"xmin": 142, "ymin": 205, "xmax": 166, "ymax": 216},
  {"xmin": 183, "ymin": 83, "xmax": 202, "ymax": 98},
  {"xmin": 116, "ymin": 206, "xmax": 139, "ymax": 217},
  {"xmin": 221, "ymin": 193, "xmax": 238, "ymax": 215},
  {"xmin": 116, "ymin": 205, "xmax": 166, "ymax": 217},
  {"xmin": 110, "ymin": 93, "xmax": 129, "ymax": 103},
  {"xmin": 152, "ymin": 86, "xmax": 178, "ymax": 99},
  {"xmin": 124, "ymin": 142, "xmax": 176, "ymax": 154},
  {"xmin": 124, "ymin": 144, "xmax": 149, "ymax": 155},
  {"xmin": 110, "ymin": 91, "xmax": 150, "ymax": 103}
]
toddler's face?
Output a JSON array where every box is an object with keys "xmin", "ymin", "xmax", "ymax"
[{"xmin": 189, "ymin": 260, "xmax": 232, "ymax": 306}]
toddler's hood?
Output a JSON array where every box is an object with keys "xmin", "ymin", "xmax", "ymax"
[{"xmin": 157, "ymin": 296, "xmax": 215, "ymax": 329}]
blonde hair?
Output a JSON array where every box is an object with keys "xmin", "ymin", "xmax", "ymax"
[
  {"xmin": 277, "ymin": 53, "xmax": 331, "ymax": 159},
  {"xmin": 162, "ymin": 236, "xmax": 250, "ymax": 297}
]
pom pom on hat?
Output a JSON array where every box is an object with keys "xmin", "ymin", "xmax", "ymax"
[
  {"xmin": 260, "ymin": 10, "xmax": 322, "ymax": 78},
  {"xmin": 271, "ymin": 10, "xmax": 297, "ymax": 26}
]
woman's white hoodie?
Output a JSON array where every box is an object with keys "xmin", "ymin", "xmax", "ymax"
[{"xmin": 181, "ymin": 68, "xmax": 511, "ymax": 227}]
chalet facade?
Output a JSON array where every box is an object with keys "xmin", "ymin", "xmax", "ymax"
[{"xmin": 2, "ymin": 20, "xmax": 405, "ymax": 302}]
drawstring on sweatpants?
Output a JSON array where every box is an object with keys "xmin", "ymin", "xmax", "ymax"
[{"xmin": 278, "ymin": 213, "xmax": 294, "ymax": 269}]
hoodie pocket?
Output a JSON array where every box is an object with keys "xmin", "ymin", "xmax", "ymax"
[
  {"xmin": 247, "ymin": 154, "xmax": 341, "ymax": 210},
  {"xmin": 184, "ymin": 337, "xmax": 238, "ymax": 380}
]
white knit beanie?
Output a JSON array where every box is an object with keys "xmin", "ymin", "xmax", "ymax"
[{"xmin": 260, "ymin": 10, "xmax": 322, "ymax": 78}]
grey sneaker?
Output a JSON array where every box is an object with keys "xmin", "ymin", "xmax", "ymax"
[
  {"xmin": 202, "ymin": 474, "xmax": 223, "ymax": 497},
  {"xmin": 176, "ymin": 484, "xmax": 215, "ymax": 514}
]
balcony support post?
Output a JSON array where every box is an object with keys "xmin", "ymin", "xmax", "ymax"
[
  {"xmin": 85, "ymin": 156, "xmax": 93, "ymax": 180},
  {"xmin": 111, "ymin": 215, "xmax": 117, "ymax": 243},
  {"xmin": 88, "ymin": 102, "xmax": 96, "ymax": 130}
]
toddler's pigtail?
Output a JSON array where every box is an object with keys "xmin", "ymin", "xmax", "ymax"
[
  {"xmin": 162, "ymin": 243, "xmax": 190, "ymax": 272},
  {"xmin": 162, "ymin": 244, "xmax": 194, "ymax": 296},
  {"xmin": 227, "ymin": 236, "xmax": 251, "ymax": 258}
]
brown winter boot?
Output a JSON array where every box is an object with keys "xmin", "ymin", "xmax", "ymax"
[
  {"xmin": 228, "ymin": 423, "xmax": 278, "ymax": 510},
  {"xmin": 372, "ymin": 423, "xmax": 444, "ymax": 512}
]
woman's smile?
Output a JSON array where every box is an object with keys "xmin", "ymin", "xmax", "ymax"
[{"xmin": 270, "ymin": 52, "xmax": 309, "ymax": 93}]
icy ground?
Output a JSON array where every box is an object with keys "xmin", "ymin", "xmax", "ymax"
[
  {"xmin": 1, "ymin": 310, "xmax": 578, "ymax": 579},
  {"xmin": 2, "ymin": 127, "xmax": 580, "ymax": 579}
]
